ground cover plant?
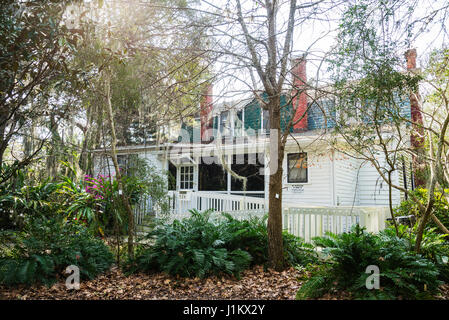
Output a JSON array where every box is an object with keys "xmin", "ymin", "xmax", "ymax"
[
  {"xmin": 0, "ymin": 218, "xmax": 114, "ymax": 286},
  {"xmin": 296, "ymin": 224, "xmax": 447, "ymax": 300}
]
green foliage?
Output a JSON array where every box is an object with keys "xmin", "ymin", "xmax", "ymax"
[
  {"xmin": 0, "ymin": 0, "xmax": 82, "ymax": 181},
  {"xmin": 383, "ymin": 224, "xmax": 449, "ymax": 283},
  {"xmin": 327, "ymin": 0, "xmax": 423, "ymax": 184},
  {"xmin": 426, "ymin": 47, "xmax": 449, "ymax": 108},
  {"xmin": 295, "ymin": 263, "xmax": 335, "ymax": 299},
  {"xmin": 125, "ymin": 210, "xmax": 252, "ymax": 278},
  {"xmin": 57, "ymin": 157, "xmax": 169, "ymax": 236},
  {"xmin": 122, "ymin": 156, "xmax": 170, "ymax": 215},
  {"xmin": 0, "ymin": 218, "xmax": 114, "ymax": 286},
  {"xmin": 59, "ymin": 172, "xmax": 107, "ymax": 235},
  {"xmin": 125, "ymin": 210, "xmax": 316, "ymax": 279},
  {"xmin": 0, "ymin": 164, "xmax": 63, "ymax": 229},
  {"xmin": 312, "ymin": 224, "xmax": 382, "ymax": 288},
  {"xmin": 72, "ymin": 1, "xmax": 210, "ymax": 147},
  {"xmin": 220, "ymin": 212, "xmax": 316, "ymax": 266},
  {"xmin": 394, "ymin": 188, "xmax": 449, "ymax": 233},
  {"xmin": 297, "ymin": 225, "xmax": 442, "ymax": 300},
  {"xmin": 0, "ymin": 155, "xmax": 169, "ymax": 239}
]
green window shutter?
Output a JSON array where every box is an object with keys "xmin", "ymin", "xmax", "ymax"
[
  {"xmin": 280, "ymin": 94, "xmax": 293, "ymax": 133},
  {"xmin": 244, "ymin": 100, "xmax": 261, "ymax": 134},
  {"xmin": 211, "ymin": 115, "xmax": 218, "ymax": 139},
  {"xmin": 213, "ymin": 115, "xmax": 218, "ymax": 130},
  {"xmin": 242, "ymin": 93, "xmax": 294, "ymax": 134}
]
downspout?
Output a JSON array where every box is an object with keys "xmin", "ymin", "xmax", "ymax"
[
  {"xmin": 402, "ymin": 157, "xmax": 408, "ymax": 200},
  {"xmin": 265, "ymin": 138, "xmax": 269, "ymax": 210},
  {"xmin": 331, "ymin": 148, "xmax": 336, "ymax": 206}
]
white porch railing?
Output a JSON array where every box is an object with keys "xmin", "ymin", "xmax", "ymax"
[
  {"xmin": 162, "ymin": 208, "xmax": 267, "ymax": 224},
  {"xmin": 166, "ymin": 191, "xmax": 265, "ymax": 216},
  {"xmin": 136, "ymin": 191, "xmax": 389, "ymax": 242}
]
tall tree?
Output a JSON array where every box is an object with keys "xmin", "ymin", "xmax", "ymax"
[
  {"xmin": 202, "ymin": 0, "xmax": 340, "ymax": 270},
  {"xmin": 326, "ymin": 0, "xmax": 449, "ymax": 251},
  {"xmin": 67, "ymin": 0, "xmax": 211, "ymax": 255},
  {"xmin": 0, "ymin": 0, "xmax": 79, "ymax": 179}
]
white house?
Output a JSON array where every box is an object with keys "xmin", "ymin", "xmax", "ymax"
[{"xmin": 92, "ymin": 50, "xmax": 421, "ymax": 239}]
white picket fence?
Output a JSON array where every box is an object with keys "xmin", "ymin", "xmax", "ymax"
[
  {"xmin": 135, "ymin": 191, "xmax": 389, "ymax": 241},
  {"xmin": 282, "ymin": 206, "xmax": 389, "ymax": 242}
]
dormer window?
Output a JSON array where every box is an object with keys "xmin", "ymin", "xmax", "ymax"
[
  {"xmin": 262, "ymin": 109, "xmax": 270, "ymax": 134},
  {"xmin": 212, "ymin": 109, "xmax": 245, "ymax": 138},
  {"xmin": 235, "ymin": 109, "xmax": 243, "ymax": 136}
]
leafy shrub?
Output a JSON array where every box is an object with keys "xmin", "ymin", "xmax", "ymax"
[
  {"xmin": 60, "ymin": 174, "xmax": 108, "ymax": 235},
  {"xmin": 125, "ymin": 210, "xmax": 316, "ymax": 278},
  {"xmin": 384, "ymin": 224, "xmax": 449, "ymax": 283},
  {"xmin": 394, "ymin": 188, "xmax": 449, "ymax": 233},
  {"xmin": 60, "ymin": 169, "xmax": 133, "ymax": 236},
  {"xmin": 0, "ymin": 218, "xmax": 114, "ymax": 286},
  {"xmin": 297, "ymin": 225, "xmax": 442, "ymax": 300},
  {"xmin": 220, "ymin": 213, "xmax": 317, "ymax": 266},
  {"xmin": 62, "ymin": 157, "xmax": 170, "ymax": 236},
  {"xmin": 126, "ymin": 210, "xmax": 252, "ymax": 278},
  {"xmin": 0, "ymin": 164, "xmax": 62, "ymax": 229}
]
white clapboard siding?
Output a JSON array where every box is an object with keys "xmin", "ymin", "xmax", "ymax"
[
  {"xmin": 281, "ymin": 152, "xmax": 333, "ymax": 206},
  {"xmin": 334, "ymin": 154, "xmax": 361, "ymax": 206},
  {"xmin": 93, "ymin": 152, "xmax": 165, "ymax": 177},
  {"xmin": 357, "ymin": 160, "xmax": 401, "ymax": 206},
  {"xmin": 95, "ymin": 144, "xmax": 404, "ymax": 212}
]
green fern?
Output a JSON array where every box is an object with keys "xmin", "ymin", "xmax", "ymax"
[
  {"xmin": 298, "ymin": 224, "xmax": 442, "ymax": 300},
  {"xmin": 126, "ymin": 210, "xmax": 313, "ymax": 278},
  {"xmin": 296, "ymin": 264, "xmax": 333, "ymax": 300}
]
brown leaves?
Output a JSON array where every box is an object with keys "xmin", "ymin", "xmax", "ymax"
[
  {"xmin": 0, "ymin": 265, "xmax": 303, "ymax": 300},
  {"xmin": 438, "ymin": 284, "xmax": 449, "ymax": 300}
]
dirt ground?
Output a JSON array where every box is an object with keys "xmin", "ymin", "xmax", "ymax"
[
  {"xmin": 2, "ymin": 265, "xmax": 448, "ymax": 300},
  {"xmin": 0, "ymin": 265, "xmax": 304, "ymax": 300}
]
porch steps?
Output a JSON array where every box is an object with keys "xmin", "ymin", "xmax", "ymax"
[
  {"xmin": 136, "ymin": 225, "xmax": 152, "ymax": 234},
  {"xmin": 135, "ymin": 214, "xmax": 157, "ymax": 236}
]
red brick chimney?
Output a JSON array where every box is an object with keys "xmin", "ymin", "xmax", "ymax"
[
  {"xmin": 291, "ymin": 55, "xmax": 308, "ymax": 132},
  {"xmin": 405, "ymin": 48, "xmax": 417, "ymax": 70},
  {"xmin": 200, "ymin": 84, "xmax": 213, "ymax": 142},
  {"xmin": 405, "ymin": 48, "xmax": 425, "ymax": 187}
]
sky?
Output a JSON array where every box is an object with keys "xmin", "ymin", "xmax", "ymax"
[
  {"xmin": 70, "ymin": 0, "xmax": 449, "ymax": 106},
  {"xmin": 197, "ymin": 0, "xmax": 449, "ymax": 104}
]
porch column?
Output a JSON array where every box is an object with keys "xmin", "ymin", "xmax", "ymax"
[
  {"xmin": 227, "ymin": 154, "xmax": 231, "ymax": 194},
  {"xmin": 264, "ymin": 151, "xmax": 269, "ymax": 208}
]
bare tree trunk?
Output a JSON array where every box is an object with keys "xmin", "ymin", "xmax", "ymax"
[
  {"xmin": 0, "ymin": 111, "xmax": 8, "ymax": 168},
  {"xmin": 387, "ymin": 170, "xmax": 399, "ymax": 235},
  {"xmin": 415, "ymin": 134, "xmax": 437, "ymax": 252},
  {"xmin": 103, "ymin": 71, "xmax": 135, "ymax": 260},
  {"xmin": 79, "ymin": 103, "xmax": 93, "ymax": 174},
  {"xmin": 267, "ymin": 104, "xmax": 285, "ymax": 271}
]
